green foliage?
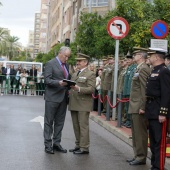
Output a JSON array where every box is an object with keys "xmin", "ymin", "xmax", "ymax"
[
  {"xmin": 68, "ymin": 42, "xmax": 77, "ymax": 65},
  {"xmin": 153, "ymin": 0, "xmax": 170, "ymax": 43},
  {"xmin": 74, "ymin": 0, "xmax": 170, "ymax": 56},
  {"xmin": 75, "ymin": 12, "xmax": 102, "ymax": 58},
  {"xmin": 35, "ymin": 0, "xmax": 170, "ymax": 61},
  {"xmin": 35, "ymin": 42, "xmax": 77, "ymax": 65}
]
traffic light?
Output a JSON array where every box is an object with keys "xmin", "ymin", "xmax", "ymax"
[{"xmin": 64, "ymin": 38, "xmax": 70, "ymax": 47}]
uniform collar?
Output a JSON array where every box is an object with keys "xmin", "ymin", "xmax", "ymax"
[
  {"xmin": 137, "ymin": 62, "xmax": 144, "ymax": 69},
  {"xmin": 153, "ymin": 63, "xmax": 165, "ymax": 70}
]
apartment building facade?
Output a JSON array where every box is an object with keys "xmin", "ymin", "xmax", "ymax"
[
  {"xmin": 27, "ymin": 30, "xmax": 34, "ymax": 58},
  {"xmin": 45, "ymin": 0, "xmax": 115, "ymax": 52},
  {"xmin": 33, "ymin": 12, "xmax": 41, "ymax": 58},
  {"xmin": 39, "ymin": 0, "xmax": 48, "ymax": 53}
]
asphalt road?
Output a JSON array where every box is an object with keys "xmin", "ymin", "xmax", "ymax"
[{"xmin": 0, "ymin": 95, "xmax": 151, "ymax": 170}]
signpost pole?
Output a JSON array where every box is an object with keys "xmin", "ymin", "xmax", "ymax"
[{"xmin": 112, "ymin": 39, "xmax": 119, "ymax": 120}]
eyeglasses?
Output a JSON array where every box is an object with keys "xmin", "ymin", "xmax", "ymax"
[
  {"xmin": 133, "ymin": 53, "xmax": 142, "ymax": 57},
  {"xmin": 62, "ymin": 52, "xmax": 70, "ymax": 58}
]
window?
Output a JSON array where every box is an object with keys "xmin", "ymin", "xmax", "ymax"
[
  {"xmin": 41, "ymin": 33, "xmax": 46, "ymax": 38},
  {"xmin": 83, "ymin": 0, "xmax": 108, "ymax": 7}
]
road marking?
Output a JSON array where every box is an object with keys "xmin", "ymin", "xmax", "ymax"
[{"xmin": 30, "ymin": 116, "xmax": 44, "ymax": 129}]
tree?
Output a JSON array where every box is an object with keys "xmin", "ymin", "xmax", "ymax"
[
  {"xmin": 75, "ymin": 12, "xmax": 102, "ymax": 59},
  {"xmin": 75, "ymin": 0, "xmax": 170, "ymax": 56},
  {"xmin": 5, "ymin": 35, "xmax": 20, "ymax": 60},
  {"xmin": 108, "ymin": 0, "xmax": 154, "ymax": 54},
  {"xmin": 152, "ymin": 0, "xmax": 170, "ymax": 45},
  {"xmin": 0, "ymin": 28, "xmax": 9, "ymax": 57}
]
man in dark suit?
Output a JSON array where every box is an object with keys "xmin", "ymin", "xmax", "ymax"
[{"xmin": 44, "ymin": 46, "xmax": 71, "ymax": 154}]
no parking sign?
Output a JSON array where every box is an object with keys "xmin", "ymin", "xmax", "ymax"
[{"xmin": 151, "ymin": 20, "xmax": 169, "ymax": 39}]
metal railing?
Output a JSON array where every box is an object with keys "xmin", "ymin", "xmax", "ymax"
[{"xmin": 0, "ymin": 75, "xmax": 45, "ymax": 96}]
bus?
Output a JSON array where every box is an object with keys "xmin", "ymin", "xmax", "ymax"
[{"xmin": 0, "ymin": 61, "xmax": 43, "ymax": 72}]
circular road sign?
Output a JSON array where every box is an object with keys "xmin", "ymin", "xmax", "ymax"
[
  {"xmin": 107, "ymin": 16, "xmax": 129, "ymax": 40},
  {"xmin": 151, "ymin": 20, "xmax": 169, "ymax": 39}
]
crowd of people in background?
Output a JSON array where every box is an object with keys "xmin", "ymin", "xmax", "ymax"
[{"xmin": 0, "ymin": 63, "xmax": 45, "ymax": 96}]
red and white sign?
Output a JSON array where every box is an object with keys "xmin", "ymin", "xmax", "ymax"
[{"xmin": 107, "ymin": 16, "xmax": 129, "ymax": 40}]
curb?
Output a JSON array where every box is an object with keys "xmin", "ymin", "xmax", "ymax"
[{"xmin": 90, "ymin": 112, "xmax": 170, "ymax": 169}]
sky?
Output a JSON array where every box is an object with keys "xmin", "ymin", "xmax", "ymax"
[{"xmin": 0, "ymin": 0, "xmax": 41, "ymax": 47}]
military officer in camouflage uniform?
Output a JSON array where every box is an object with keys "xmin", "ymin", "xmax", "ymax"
[{"xmin": 123, "ymin": 54, "xmax": 137, "ymax": 128}]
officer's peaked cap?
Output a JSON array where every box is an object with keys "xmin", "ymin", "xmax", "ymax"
[
  {"xmin": 76, "ymin": 53, "xmax": 90, "ymax": 60},
  {"xmin": 132, "ymin": 47, "xmax": 148, "ymax": 54},
  {"xmin": 108, "ymin": 54, "xmax": 114, "ymax": 59},
  {"xmin": 147, "ymin": 48, "xmax": 167, "ymax": 55},
  {"xmin": 102, "ymin": 56, "xmax": 108, "ymax": 61}
]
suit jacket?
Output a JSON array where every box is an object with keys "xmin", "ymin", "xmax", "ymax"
[
  {"xmin": 68, "ymin": 68, "xmax": 96, "ymax": 112},
  {"xmin": 44, "ymin": 58, "xmax": 69, "ymax": 103},
  {"xmin": 128, "ymin": 63, "xmax": 150, "ymax": 113},
  {"xmin": 29, "ymin": 69, "xmax": 37, "ymax": 82}
]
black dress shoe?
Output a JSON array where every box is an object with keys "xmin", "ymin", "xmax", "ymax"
[
  {"xmin": 53, "ymin": 144, "xmax": 67, "ymax": 153},
  {"xmin": 126, "ymin": 158, "xmax": 135, "ymax": 162},
  {"xmin": 45, "ymin": 148, "xmax": 54, "ymax": 154},
  {"xmin": 73, "ymin": 149, "xmax": 89, "ymax": 154},
  {"xmin": 69, "ymin": 148, "xmax": 80, "ymax": 152},
  {"xmin": 129, "ymin": 160, "xmax": 146, "ymax": 165}
]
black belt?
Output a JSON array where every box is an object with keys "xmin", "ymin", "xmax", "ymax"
[{"xmin": 146, "ymin": 96, "xmax": 159, "ymax": 100}]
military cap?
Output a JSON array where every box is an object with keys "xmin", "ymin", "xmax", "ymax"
[
  {"xmin": 132, "ymin": 47, "xmax": 148, "ymax": 54},
  {"xmin": 147, "ymin": 47, "xmax": 167, "ymax": 55},
  {"xmin": 75, "ymin": 53, "xmax": 90, "ymax": 60},
  {"xmin": 119, "ymin": 54, "xmax": 125, "ymax": 61},
  {"xmin": 108, "ymin": 54, "xmax": 114, "ymax": 59},
  {"xmin": 102, "ymin": 56, "xmax": 108, "ymax": 61}
]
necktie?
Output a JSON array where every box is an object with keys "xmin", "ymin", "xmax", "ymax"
[
  {"xmin": 61, "ymin": 63, "xmax": 67, "ymax": 78},
  {"xmin": 77, "ymin": 70, "xmax": 81, "ymax": 76}
]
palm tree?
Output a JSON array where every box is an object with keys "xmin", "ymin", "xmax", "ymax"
[
  {"xmin": 0, "ymin": 28, "xmax": 9, "ymax": 57},
  {"xmin": 5, "ymin": 36, "xmax": 20, "ymax": 60}
]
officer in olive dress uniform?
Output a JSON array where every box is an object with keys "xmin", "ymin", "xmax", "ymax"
[
  {"xmin": 127, "ymin": 47, "xmax": 150, "ymax": 166},
  {"xmin": 105, "ymin": 55, "xmax": 114, "ymax": 91},
  {"xmin": 101, "ymin": 57, "xmax": 109, "ymax": 113},
  {"xmin": 104, "ymin": 55, "xmax": 115, "ymax": 116},
  {"xmin": 68, "ymin": 53, "xmax": 96, "ymax": 154},
  {"xmin": 145, "ymin": 48, "xmax": 170, "ymax": 170},
  {"xmin": 116, "ymin": 57, "xmax": 128, "ymax": 121},
  {"xmin": 123, "ymin": 55, "xmax": 137, "ymax": 128}
]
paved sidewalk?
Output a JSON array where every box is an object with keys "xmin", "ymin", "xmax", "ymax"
[{"xmin": 90, "ymin": 111, "xmax": 170, "ymax": 169}]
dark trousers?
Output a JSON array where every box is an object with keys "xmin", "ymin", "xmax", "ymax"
[
  {"xmin": 149, "ymin": 119, "xmax": 166, "ymax": 170},
  {"xmin": 10, "ymin": 78, "xmax": 15, "ymax": 94},
  {"xmin": 44, "ymin": 99, "xmax": 67, "ymax": 149},
  {"xmin": 36, "ymin": 83, "xmax": 43, "ymax": 95},
  {"xmin": 15, "ymin": 79, "xmax": 20, "ymax": 94}
]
